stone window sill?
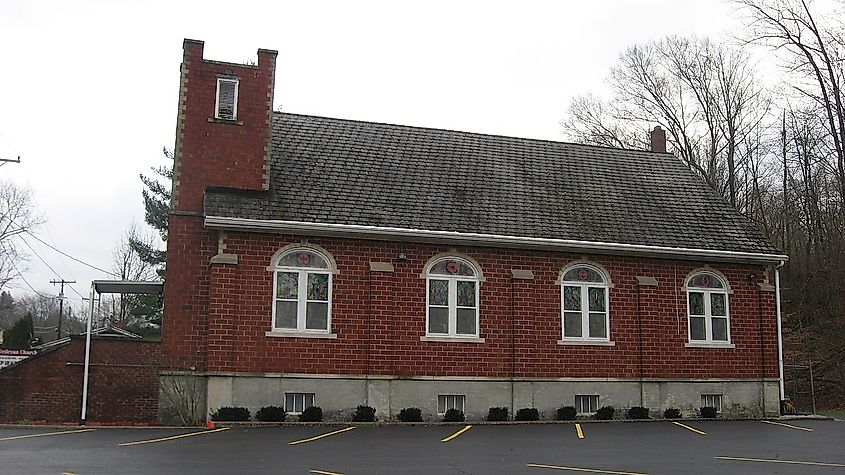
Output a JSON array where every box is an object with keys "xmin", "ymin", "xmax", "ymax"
[
  {"xmin": 420, "ymin": 336, "xmax": 485, "ymax": 344},
  {"xmin": 265, "ymin": 331, "xmax": 337, "ymax": 339},
  {"xmin": 557, "ymin": 340, "xmax": 616, "ymax": 347},
  {"xmin": 685, "ymin": 342, "xmax": 735, "ymax": 349},
  {"xmin": 208, "ymin": 117, "xmax": 243, "ymax": 126}
]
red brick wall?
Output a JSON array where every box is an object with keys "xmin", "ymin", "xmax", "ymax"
[
  {"xmin": 0, "ymin": 338, "xmax": 160, "ymax": 424},
  {"xmin": 162, "ymin": 229, "xmax": 780, "ymax": 380},
  {"xmin": 171, "ymin": 39, "xmax": 276, "ymax": 212}
]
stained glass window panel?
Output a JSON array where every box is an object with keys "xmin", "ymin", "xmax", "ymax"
[
  {"xmin": 429, "ymin": 307, "xmax": 448, "ymax": 334},
  {"xmin": 712, "ymin": 317, "xmax": 728, "ymax": 341},
  {"xmin": 563, "ymin": 286, "xmax": 581, "ymax": 311},
  {"xmin": 588, "ymin": 287, "xmax": 606, "ymax": 312},
  {"xmin": 277, "ymin": 272, "xmax": 298, "ymax": 299},
  {"xmin": 275, "ymin": 301, "xmax": 297, "ymax": 329},
  {"xmin": 457, "ymin": 281, "xmax": 476, "ymax": 307},
  {"xmin": 688, "ymin": 292, "xmax": 705, "ymax": 315},
  {"xmin": 456, "ymin": 308, "xmax": 476, "ymax": 335},
  {"xmin": 564, "ymin": 312, "xmax": 582, "ymax": 338},
  {"xmin": 690, "ymin": 316, "xmax": 706, "ymax": 340},
  {"xmin": 278, "ymin": 251, "xmax": 329, "ymax": 269},
  {"xmin": 429, "ymin": 259, "xmax": 476, "ymax": 276},
  {"xmin": 588, "ymin": 312, "xmax": 607, "ymax": 338},
  {"xmin": 307, "ymin": 273, "xmax": 329, "ymax": 301},
  {"xmin": 563, "ymin": 267, "xmax": 604, "ymax": 283},
  {"xmin": 688, "ymin": 273, "xmax": 724, "ymax": 289},
  {"xmin": 305, "ymin": 302, "xmax": 328, "ymax": 330},
  {"xmin": 710, "ymin": 293, "xmax": 727, "ymax": 316},
  {"xmin": 429, "ymin": 280, "xmax": 448, "ymax": 306}
]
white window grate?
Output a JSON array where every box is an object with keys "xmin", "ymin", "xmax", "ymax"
[
  {"xmin": 437, "ymin": 394, "xmax": 466, "ymax": 414},
  {"xmin": 701, "ymin": 394, "xmax": 723, "ymax": 413},
  {"xmin": 285, "ymin": 392, "xmax": 315, "ymax": 414},
  {"xmin": 575, "ymin": 395, "xmax": 599, "ymax": 414},
  {"xmin": 215, "ymin": 78, "xmax": 239, "ymax": 120}
]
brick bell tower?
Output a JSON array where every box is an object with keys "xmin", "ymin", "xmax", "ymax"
[{"xmin": 162, "ymin": 40, "xmax": 277, "ymax": 371}]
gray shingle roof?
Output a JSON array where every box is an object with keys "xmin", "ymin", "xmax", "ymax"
[{"xmin": 204, "ymin": 112, "xmax": 780, "ymax": 255}]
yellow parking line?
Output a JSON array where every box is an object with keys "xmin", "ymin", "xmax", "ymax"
[
  {"xmin": 716, "ymin": 456, "xmax": 845, "ymax": 468},
  {"xmin": 761, "ymin": 420, "xmax": 813, "ymax": 432},
  {"xmin": 672, "ymin": 421, "xmax": 706, "ymax": 435},
  {"xmin": 289, "ymin": 426, "xmax": 356, "ymax": 445},
  {"xmin": 527, "ymin": 463, "xmax": 648, "ymax": 474},
  {"xmin": 310, "ymin": 470, "xmax": 344, "ymax": 475},
  {"xmin": 119, "ymin": 427, "xmax": 229, "ymax": 446},
  {"xmin": 575, "ymin": 423, "xmax": 584, "ymax": 439},
  {"xmin": 0, "ymin": 428, "xmax": 95, "ymax": 441},
  {"xmin": 441, "ymin": 425, "xmax": 472, "ymax": 442}
]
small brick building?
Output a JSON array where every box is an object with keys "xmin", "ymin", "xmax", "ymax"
[{"xmin": 161, "ymin": 39, "xmax": 787, "ymax": 421}]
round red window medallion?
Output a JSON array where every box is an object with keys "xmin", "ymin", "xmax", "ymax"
[
  {"xmin": 297, "ymin": 253, "xmax": 311, "ymax": 265},
  {"xmin": 446, "ymin": 261, "xmax": 459, "ymax": 273},
  {"xmin": 701, "ymin": 275, "xmax": 711, "ymax": 286},
  {"xmin": 578, "ymin": 269, "xmax": 589, "ymax": 280}
]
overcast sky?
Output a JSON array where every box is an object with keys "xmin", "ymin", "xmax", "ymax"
[{"xmin": 0, "ymin": 0, "xmax": 743, "ymax": 312}]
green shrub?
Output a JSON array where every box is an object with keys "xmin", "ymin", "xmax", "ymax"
[
  {"xmin": 663, "ymin": 408, "xmax": 682, "ymax": 419},
  {"xmin": 443, "ymin": 409, "xmax": 465, "ymax": 422},
  {"xmin": 210, "ymin": 406, "xmax": 250, "ymax": 422},
  {"xmin": 627, "ymin": 406, "xmax": 650, "ymax": 419},
  {"xmin": 556, "ymin": 406, "xmax": 577, "ymax": 421},
  {"xmin": 487, "ymin": 407, "xmax": 509, "ymax": 421},
  {"xmin": 255, "ymin": 406, "xmax": 286, "ymax": 422},
  {"xmin": 398, "ymin": 407, "xmax": 423, "ymax": 422},
  {"xmin": 515, "ymin": 408, "xmax": 539, "ymax": 421},
  {"xmin": 595, "ymin": 406, "xmax": 615, "ymax": 420},
  {"xmin": 352, "ymin": 405, "xmax": 376, "ymax": 422},
  {"xmin": 700, "ymin": 406, "xmax": 717, "ymax": 419},
  {"xmin": 299, "ymin": 406, "xmax": 323, "ymax": 422}
]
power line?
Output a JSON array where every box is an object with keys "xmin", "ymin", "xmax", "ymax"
[
  {"xmin": 9, "ymin": 260, "xmax": 52, "ymax": 299},
  {"xmin": 17, "ymin": 235, "xmax": 86, "ymax": 300},
  {"xmin": 22, "ymin": 230, "xmax": 118, "ymax": 277}
]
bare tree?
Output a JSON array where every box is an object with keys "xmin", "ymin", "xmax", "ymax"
[
  {"xmin": 0, "ymin": 180, "xmax": 42, "ymax": 289},
  {"xmin": 107, "ymin": 224, "xmax": 161, "ymax": 331}
]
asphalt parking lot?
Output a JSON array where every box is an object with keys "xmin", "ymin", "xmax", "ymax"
[{"xmin": 0, "ymin": 419, "xmax": 843, "ymax": 474}]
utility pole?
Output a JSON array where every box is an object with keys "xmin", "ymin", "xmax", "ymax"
[{"xmin": 51, "ymin": 279, "xmax": 76, "ymax": 339}]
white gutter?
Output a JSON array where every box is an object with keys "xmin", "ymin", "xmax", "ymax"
[
  {"xmin": 204, "ymin": 216, "xmax": 789, "ymax": 264},
  {"xmin": 775, "ymin": 262, "xmax": 786, "ymax": 403}
]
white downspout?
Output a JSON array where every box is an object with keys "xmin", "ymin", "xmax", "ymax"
[
  {"xmin": 775, "ymin": 262, "xmax": 785, "ymax": 403},
  {"xmin": 80, "ymin": 282, "xmax": 95, "ymax": 425}
]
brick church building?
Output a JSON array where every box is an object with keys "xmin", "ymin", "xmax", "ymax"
[{"xmin": 161, "ymin": 39, "xmax": 787, "ymax": 421}]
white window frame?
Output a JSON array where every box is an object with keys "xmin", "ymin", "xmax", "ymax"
[
  {"xmin": 701, "ymin": 394, "xmax": 723, "ymax": 413},
  {"xmin": 560, "ymin": 265, "xmax": 611, "ymax": 342},
  {"xmin": 285, "ymin": 392, "xmax": 315, "ymax": 415},
  {"xmin": 425, "ymin": 257, "xmax": 480, "ymax": 338},
  {"xmin": 272, "ymin": 248, "xmax": 333, "ymax": 334},
  {"xmin": 575, "ymin": 395, "xmax": 599, "ymax": 414},
  {"xmin": 215, "ymin": 77, "xmax": 239, "ymax": 120},
  {"xmin": 437, "ymin": 394, "xmax": 466, "ymax": 415},
  {"xmin": 686, "ymin": 272, "xmax": 731, "ymax": 344}
]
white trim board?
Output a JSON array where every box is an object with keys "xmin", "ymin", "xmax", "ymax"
[{"xmin": 204, "ymin": 216, "xmax": 788, "ymax": 264}]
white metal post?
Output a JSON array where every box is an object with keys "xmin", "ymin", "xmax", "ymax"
[
  {"xmin": 775, "ymin": 264, "xmax": 785, "ymax": 402},
  {"xmin": 80, "ymin": 282, "xmax": 95, "ymax": 425}
]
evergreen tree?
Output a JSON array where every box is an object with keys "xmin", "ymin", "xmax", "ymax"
[
  {"xmin": 1, "ymin": 313, "xmax": 35, "ymax": 349},
  {"xmin": 130, "ymin": 147, "xmax": 172, "ymax": 277}
]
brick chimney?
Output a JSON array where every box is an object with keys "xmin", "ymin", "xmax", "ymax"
[
  {"xmin": 171, "ymin": 39, "xmax": 278, "ymax": 213},
  {"xmin": 650, "ymin": 125, "xmax": 667, "ymax": 153}
]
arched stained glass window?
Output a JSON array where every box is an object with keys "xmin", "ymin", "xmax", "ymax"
[
  {"xmin": 686, "ymin": 271, "xmax": 730, "ymax": 344},
  {"xmin": 561, "ymin": 264, "xmax": 610, "ymax": 341},
  {"xmin": 273, "ymin": 248, "xmax": 333, "ymax": 333},
  {"xmin": 426, "ymin": 257, "xmax": 480, "ymax": 338}
]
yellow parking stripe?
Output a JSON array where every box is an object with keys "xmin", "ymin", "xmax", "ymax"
[
  {"xmin": 761, "ymin": 420, "xmax": 813, "ymax": 432},
  {"xmin": 527, "ymin": 463, "xmax": 648, "ymax": 474},
  {"xmin": 119, "ymin": 427, "xmax": 229, "ymax": 446},
  {"xmin": 310, "ymin": 470, "xmax": 345, "ymax": 475},
  {"xmin": 289, "ymin": 426, "xmax": 356, "ymax": 445},
  {"xmin": 0, "ymin": 429, "xmax": 95, "ymax": 441},
  {"xmin": 716, "ymin": 456, "xmax": 845, "ymax": 468},
  {"xmin": 441, "ymin": 425, "xmax": 472, "ymax": 442},
  {"xmin": 575, "ymin": 423, "xmax": 584, "ymax": 439},
  {"xmin": 672, "ymin": 421, "xmax": 706, "ymax": 435}
]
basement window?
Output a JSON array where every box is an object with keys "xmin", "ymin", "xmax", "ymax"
[
  {"xmin": 701, "ymin": 394, "xmax": 723, "ymax": 413},
  {"xmin": 438, "ymin": 394, "xmax": 466, "ymax": 415},
  {"xmin": 215, "ymin": 77, "xmax": 239, "ymax": 120},
  {"xmin": 575, "ymin": 395, "xmax": 599, "ymax": 414},
  {"xmin": 285, "ymin": 392, "xmax": 315, "ymax": 414}
]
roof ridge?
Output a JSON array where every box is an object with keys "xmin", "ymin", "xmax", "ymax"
[{"xmin": 273, "ymin": 111, "xmax": 674, "ymax": 157}]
